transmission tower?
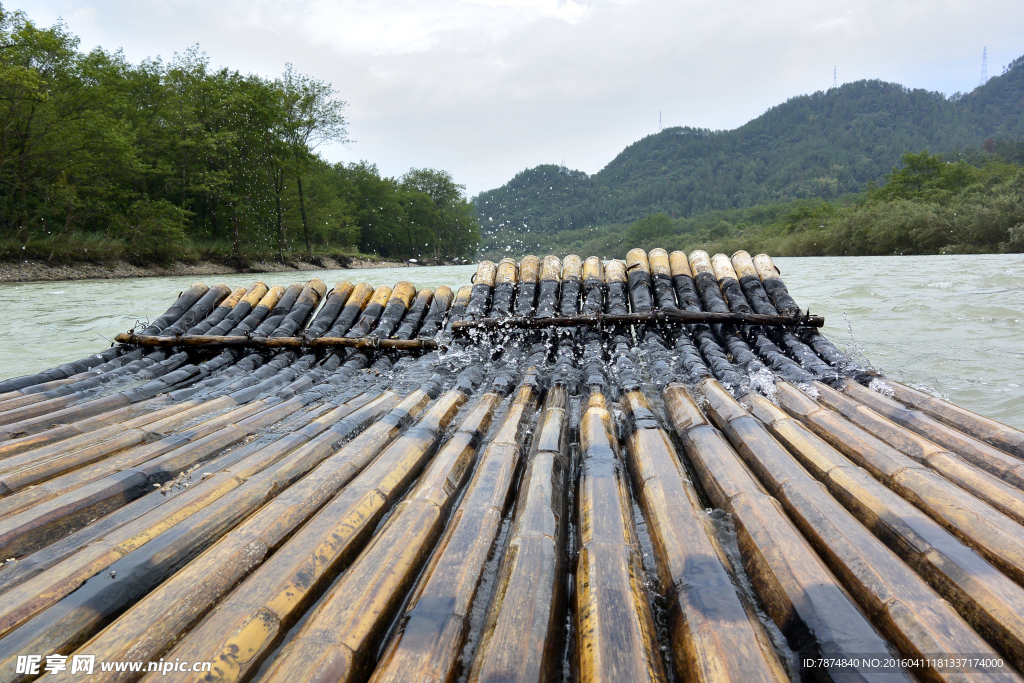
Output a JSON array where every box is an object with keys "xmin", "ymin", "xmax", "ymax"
[
  {"xmin": 833, "ymin": 66, "xmax": 837, "ymax": 89},
  {"xmin": 980, "ymin": 46, "xmax": 988, "ymax": 86},
  {"xmin": 659, "ymin": 109, "xmax": 662, "ymax": 132}
]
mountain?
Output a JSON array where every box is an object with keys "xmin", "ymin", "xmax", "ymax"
[{"xmin": 474, "ymin": 55, "xmax": 1024, "ymax": 244}]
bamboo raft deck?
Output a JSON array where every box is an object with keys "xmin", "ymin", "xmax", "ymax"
[{"xmin": 0, "ymin": 249, "xmax": 1023, "ymax": 682}]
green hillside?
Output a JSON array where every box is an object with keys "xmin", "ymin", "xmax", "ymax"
[{"xmin": 475, "ymin": 56, "xmax": 1024, "ymax": 254}]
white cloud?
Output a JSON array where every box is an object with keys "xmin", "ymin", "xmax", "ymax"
[{"xmin": 15, "ymin": 0, "xmax": 1024, "ymax": 195}]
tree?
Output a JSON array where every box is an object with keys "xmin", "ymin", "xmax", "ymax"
[{"xmin": 279, "ymin": 64, "xmax": 348, "ymax": 254}]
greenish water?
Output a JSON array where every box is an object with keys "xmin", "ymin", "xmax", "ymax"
[{"xmin": 1, "ymin": 255, "xmax": 1021, "ymax": 429}]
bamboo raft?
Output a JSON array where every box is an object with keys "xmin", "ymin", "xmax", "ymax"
[{"xmin": 0, "ymin": 249, "xmax": 1022, "ymax": 682}]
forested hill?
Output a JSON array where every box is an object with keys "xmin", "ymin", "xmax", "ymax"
[{"xmin": 474, "ymin": 55, "xmax": 1024, "ymax": 241}]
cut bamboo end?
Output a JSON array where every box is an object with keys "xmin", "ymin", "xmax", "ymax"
[
  {"xmin": 389, "ymin": 281, "xmax": 418, "ymax": 308},
  {"xmin": 753, "ymin": 253, "xmax": 781, "ymax": 280},
  {"xmin": 687, "ymin": 249, "xmax": 713, "ymax": 276},
  {"xmin": 453, "ymin": 285, "xmax": 473, "ymax": 308},
  {"xmin": 345, "ymin": 282, "xmax": 376, "ymax": 311},
  {"xmin": 604, "ymin": 259, "xmax": 627, "ymax": 283},
  {"xmin": 562, "ymin": 254, "xmax": 583, "ymax": 281},
  {"xmin": 368, "ymin": 285, "xmax": 394, "ymax": 309},
  {"xmin": 519, "ymin": 255, "xmax": 540, "ymax": 283},
  {"xmin": 473, "ymin": 261, "xmax": 498, "ymax": 287},
  {"xmin": 496, "ymin": 258, "xmax": 518, "ymax": 285},
  {"xmin": 582, "ymin": 256, "xmax": 603, "ymax": 282},
  {"xmin": 540, "ymin": 255, "xmax": 562, "ymax": 282},
  {"xmin": 433, "ymin": 285, "xmax": 454, "ymax": 312},
  {"xmin": 668, "ymin": 251, "xmax": 693, "ymax": 278},
  {"xmin": 711, "ymin": 253, "xmax": 740, "ymax": 282},
  {"xmin": 730, "ymin": 250, "xmax": 758, "ymax": 280},
  {"xmin": 647, "ymin": 248, "xmax": 671, "ymax": 277},
  {"xmin": 625, "ymin": 248, "xmax": 650, "ymax": 274}
]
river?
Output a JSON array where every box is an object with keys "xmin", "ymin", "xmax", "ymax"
[{"xmin": 1, "ymin": 254, "xmax": 1021, "ymax": 429}]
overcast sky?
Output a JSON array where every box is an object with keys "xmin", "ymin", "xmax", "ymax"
[{"xmin": 14, "ymin": 0, "xmax": 1024, "ymax": 196}]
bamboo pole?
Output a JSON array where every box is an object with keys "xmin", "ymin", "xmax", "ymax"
[
  {"xmin": 141, "ymin": 384, "xmax": 471, "ymax": 683},
  {"xmin": 838, "ymin": 378, "xmax": 1024, "ymax": 486},
  {"xmin": 619, "ymin": 389, "xmax": 789, "ymax": 683},
  {"xmin": 742, "ymin": 387, "xmax": 1024, "ymax": 673},
  {"xmin": 324, "ymin": 282, "xmax": 375, "ymax": 338},
  {"xmin": 112, "ymin": 333, "xmax": 440, "ymax": 352},
  {"xmin": 715, "ymin": 252, "xmax": 835, "ymax": 380},
  {"xmin": 884, "ymin": 382, "xmax": 1024, "ymax": 461},
  {"xmin": 466, "ymin": 261, "xmax": 498, "ymax": 319},
  {"xmin": 558, "ymin": 254, "xmax": 582, "ymax": 317},
  {"xmin": 0, "ymin": 392, "xmax": 393, "ymax": 639},
  {"xmin": 451, "ymin": 309, "xmax": 823, "ymax": 333},
  {"xmin": 697, "ymin": 380, "xmax": 1022, "ymax": 681},
  {"xmin": 58, "ymin": 384, "xmax": 445, "ymax": 677},
  {"xmin": 662, "ymin": 381, "xmax": 912, "ymax": 682},
  {"xmin": 415, "ymin": 285, "xmax": 453, "ymax": 340},
  {"xmin": 490, "ymin": 257, "xmax": 518, "ymax": 317},
  {"xmin": 515, "ymin": 255, "xmax": 540, "ymax": 317},
  {"xmin": 256, "ymin": 386, "xmax": 504, "ymax": 683},
  {"xmin": 771, "ymin": 380, "xmax": 1024, "ymax": 587},
  {"xmin": 467, "ymin": 385, "xmax": 571, "ymax": 683},
  {"xmin": 205, "ymin": 282, "xmax": 270, "ymax": 336},
  {"xmin": 394, "ymin": 287, "xmax": 435, "ymax": 341},
  {"xmin": 575, "ymin": 389, "xmax": 667, "ymax": 683},
  {"xmin": 370, "ymin": 373, "xmax": 541, "ymax": 683},
  {"xmin": 185, "ymin": 285, "xmax": 246, "ymax": 335},
  {"xmin": 536, "ymin": 255, "xmax": 562, "ymax": 319},
  {"xmin": 751, "ymin": 253, "xmax": 876, "ymax": 383},
  {"xmin": 812, "ymin": 380, "xmax": 1024, "ymax": 522}
]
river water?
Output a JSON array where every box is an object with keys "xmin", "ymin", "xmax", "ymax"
[{"xmin": 1, "ymin": 254, "xmax": 1021, "ymax": 429}]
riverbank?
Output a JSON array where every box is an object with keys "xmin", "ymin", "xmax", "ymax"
[{"xmin": 0, "ymin": 255, "xmax": 413, "ymax": 283}]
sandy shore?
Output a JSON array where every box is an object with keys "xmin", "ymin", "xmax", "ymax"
[{"xmin": 0, "ymin": 256, "xmax": 411, "ymax": 284}]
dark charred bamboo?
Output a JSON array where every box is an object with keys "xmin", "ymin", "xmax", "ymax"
[
  {"xmin": 558, "ymin": 254, "xmax": 582, "ymax": 318},
  {"xmin": 370, "ymin": 372, "xmax": 541, "ymax": 683},
  {"xmin": 270, "ymin": 279, "xmax": 328, "ymax": 337},
  {"xmin": 452, "ymin": 309, "xmax": 823, "ymax": 333},
  {"xmin": 514, "ymin": 255, "xmax": 540, "ymax": 317},
  {"xmin": 662, "ymin": 381, "xmax": 910, "ymax": 682},
  {"xmin": 466, "ymin": 261, "xmax": 498, "ymax": 319},
  {"xmin": 490, "ymin": 258, "xmax": 518, "ymax": 317},
  {"xmin": 752, "ymin": 253, "xmax": 876, "ymax": 383},
  {"xmin": 717, "ymin": 252, "xmax": 837, "ymax": 382},
  {"xmin": 304, "ymin": 281, "xmax": 355, "ymax": 338},
  {"xmin": 205, "ymin": 283, "xmax": 271, "ymax": 336},
  {"xmin": 185, "ymin": 286, "xmax": 246, "ymax": 335},
  {"xmin": 112, "ymin": 333, "xmax": 440, "ymax": 352},
  {"xmin": 743, "ymin": 388, "xmax": 1024, "ymax": 673},
  {"xmin": 394, "ymin": 287, "xmax": 434, "ymax": 340},
  {"xmin": 690, "ymin": 250, "xmax": 815, "ymax": 386},
  {"xmin": 535, "ymin": 255, "xmax": 562, "ymax": 319},
  {"xmin": 416, "ymin": 285, "xmax": 453, "ymax": 339}
]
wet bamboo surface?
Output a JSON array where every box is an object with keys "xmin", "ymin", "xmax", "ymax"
[{"xmin": 0, "ymin": 249, "xmax": 1022, "ymax": 683}]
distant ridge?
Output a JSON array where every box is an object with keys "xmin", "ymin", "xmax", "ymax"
[{"xmin": 474, "ymin": 55, "xmax": 1024, "ymax": 238}]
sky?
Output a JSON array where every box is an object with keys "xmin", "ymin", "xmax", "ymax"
[{"xmin": 13, "ymin": 0, "xmax": 1024, "ymax": 196}]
